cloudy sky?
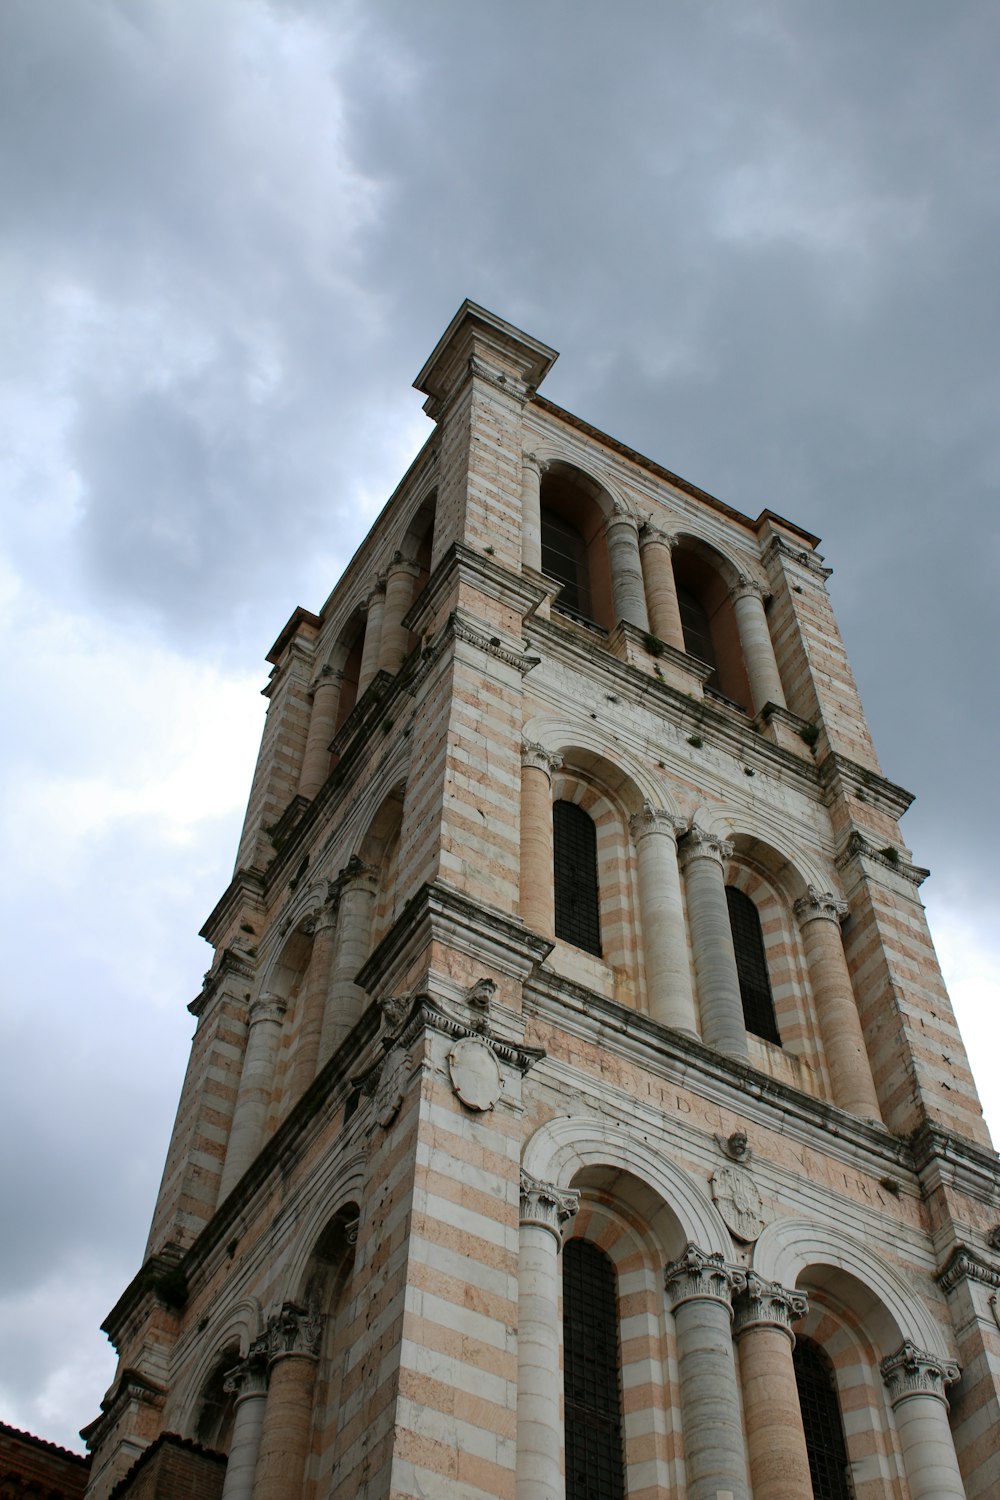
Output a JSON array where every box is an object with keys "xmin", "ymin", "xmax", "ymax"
[{"xmin": 2, "ymin": 0, "xmax": 999, "ymax": 1454}]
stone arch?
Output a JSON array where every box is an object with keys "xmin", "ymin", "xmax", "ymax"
[
  {"xmin": 522, "ymin": 1114, "xmax": 731, "ymax": 1259},
  {"xmin": 522, "ymin": 717, "xmax": 672, "ymax": 815},
  {"xmin": 689, "ymin": 806, "xmax": 830, "ymax": 900},
  {"xmin": 671, "ymin": 531, "xmax": 757, "ymax": 710},
  {"xmin": 279, "ymin": 1153, "xmax": 367, "ymax": 1309},
  {"xmin": 537, "ymin": 457, "xmax": 619, "ymax": 630},
  {"xmin": 171, "ymin": 1296, "xmax": 263, "ymax": 1436}
]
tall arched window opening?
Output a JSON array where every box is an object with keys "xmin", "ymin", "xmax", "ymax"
[
  {"xmin": 538, "ymin": 467, "xmax": 614, "ymax": 631},
  {"xmin": 793, "ymin": 1338, "xmax": 852, "ymax": 1500},
  {"xmin": 672, "ymin": 546, "xmax": 752, "ymax": 711},
  {"xmin": 553, "ymin": 800, "xmax": 601, "ymax": 957},
  {"xmin": 563, "ymin": 1239, "xmax": 626, "ymax": 1500},
  {"xmin": 541, "ymin": 509, "xmax": 593, "ymax": 621},
  {"xmin": 677, "ymin": 586, "xmax": 719, "ymax": 688},
  {"xmin": 726, "ymin": 886, "xmax": 782, "ymax": 1045}
]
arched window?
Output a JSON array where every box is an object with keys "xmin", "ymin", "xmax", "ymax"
[
  {"xmin": 553, "ymin": 800, "xmax": 601, "ymax": 956},
  {"xmin": 541, "ymin": 507, "xmax": 594, "ymax": 621},
  {"xmin": 677, "ymin": 585, "xmax": 719, "ymax": 687},
  {"xmin": 563, "ymin": 1239, "xmax": 626, "ymax": 1500},
  {"xmin": 726, "ymin": 886, "xmax": 781, "ymax": 1045},
  {"xmin": 793, "ymin": 1338, "xmax": 852, "ymax": 1500}
]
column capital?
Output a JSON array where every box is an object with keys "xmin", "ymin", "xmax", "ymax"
[
  {"xmin": 302, "ymin": 897, "xmax": 338, "ymax": 937},
  {"xmin": 638, "ymin": 521, "xmax": 677, "ymax": 550},
  {"xmin": 794, "ymin": 885, "xmax": 849, "ymax": 926},
  {"xmin": 387, "ymin": 550, "xmax": 420, "ymax": 577},
  {"xmin": 365, "ymin": 577, "xmax": 387, "ymax": 606},
  {"xmin": 678, "ymin": 824, "xmax": 734, "ymax": 867},
  {"xmin": 309, "ymin": 664, "xmax": 343, "ymax": 695},
  {"xmin": 733, "ymin": 1274, "xmax": 809, "ymax": 1343},
  {"xmin": 880, "ymin": 1341, "xmax": 960, "ymax": 1407},
  {"xmin": 603, "ymin": 505, "xmax": 641, "ymax": 538},
  {"xmin": 335, "ymin": 856, "xmax": 379, "ymax": 897},
  {"xmin": 731, "ymin": 575, "xmax": 769, "ymax": 605},
  {"xmin": 248, "ymin": 992, "xmax": 288, "ymax": 1028},
  {"xmin": 664, "ymin": 1243, "xmax": 746, "ymax": 1313},
  {"xmin": 521, "ymin": 741, "xmax": 563, "ymax": 777},
  {"xmin": 519, "ymin": 1169, "xmax": 580, "ymax": 1241},
  {"xmin": 223, "ymin": 1342, "xmax": 269, "ymax": 1400},
  {"xmin": 265, "ymin": 1302, "xmax": 323, "ymax": 1365},
  {"xmin": 522, "ymin": 450, "xmax": 546, "ymax": 478},
  {"xmin": 629, "ymin": 801, "xmax": 686, "ymax": 843}
]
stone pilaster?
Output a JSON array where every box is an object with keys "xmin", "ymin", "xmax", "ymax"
[{"xmin": 520, "ymin": 452, "xmax": 545, "ymax": 575}]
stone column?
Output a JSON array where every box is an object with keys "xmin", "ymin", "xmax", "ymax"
[
  {"xmin": 679, "ymin": 828, "xmax": 748, "ymax": 1059},
  {"xmin": 298, "ymin": 667, "xmax": 343, "ymax": 799},
  {"xmin": 318, "ymin": 859, "xmax": 378, "ymax": 1066},
  {"xmin": 733, "ymin": 1275, "xmax": 812, "ymax": 1500},
  {"xmin": 517, "ymin": 1171, "xmax": 580, "ymax": 1500},
  {"xmin": 731, "ymin": 579, "xmax": 786, "ymax": 713},
  {"xmin": 664, "ymin": 1245, "xmax": 749, "ymax": 1500},
  {"xmin": 519, "ymin": 743, "xmax": 562, "ymax": 940},
  {"xmin": 794, "ymin": 887, "xmax": 882, "ymax": 1121},
  {"xmin": 521, "ymin": 452, "xmax": 544, "ymax": 574},
  {"xmin": 219, "ymin": 992, "xmax": 288, "ymax": 1200},
  {"xmin": 356, "ymin": 579, "xmax": 386, "ymax": 697},
  {"xmin": 638, "ymin": 525, "xmax": 685, "ymax": 651},
  {"xmin": 881, "ymin": 1342, "xmax": 965, "ymax": 1500},
  {"xmin": 378, "ymin": 553, "xmax": 420, "ymax": 676},
  {"xmin": 288, "ymin": 901, "xmax": 337, "ymax": 1098},
  {"xmin": 221, "ymin": 1344, "xmax": 269, "ymax": 1500},
  {"xmin": 251, "ymin": 1304, "xmax": 323, "ymax": 1500},
  {"xmin": 629, "ymin": 803, "xmax": 697, "ymax": 1035},
  {"xmin": 604, "ymin": 508, "xmax": 650, "ymax": 632}
]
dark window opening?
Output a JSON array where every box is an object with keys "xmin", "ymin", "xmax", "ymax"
[
  {"xmin": 726, "ymin": 886, "xmax": 782, "ymax": 1046},
  {"xmin": 678, "ymin": 585, "xmax": 720, "ymax": 689},
  {"xmin": 563, "ymin": 1239, "xmax": 626, "ymax": 1500},
  {"xmin": 794, "ymin": 1338, "xmax": 852, "ymax": 1500},
  {"xmin": 553, "ymin": 800, "xmax": 601, "ymax": 956},
  {"xmin": 541, "ymin": 508, "xmax": 595, "ymax": 622}
]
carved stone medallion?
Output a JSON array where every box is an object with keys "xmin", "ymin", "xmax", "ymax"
[
  {"xmin": 711, "ymin": 1164, "xmax": 767, "ymax": 1243},
  {"xmin": 448, "ymin": 1037, "xmax": 503, "ymax": 1111}
]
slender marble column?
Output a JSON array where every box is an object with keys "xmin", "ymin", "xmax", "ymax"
[
  {"xmin": 378, "ymin": 553, "xmax": 420, "ymax": 676},
  {"xmin": 519, "ymin": 743, "xmax": 562, "ymax": 940},
  {"xmin": 221, "ymin": 1344, "xmax": 269, "ymax": 1500},
  {"xmin": 517, "ymin": 1171, "xmax": 580, "ymax": 1500},
  {"xmin": 630, "ymin": 803, "xmax": 697, "ymax": 1034},
  {"xmin": 679, "ymin": 828, "xmax": 748, "ymax": 1059},
  {"xmin": 288, "ymin": 901, "xmax": 337, "ymax": 1098},
  {"xmin": 638, "ymin": 524, "xmax": 685, "ymax": 651},
  {"xmin": 298, "ymin": 668, "xmax": 342, "ymax": 799},
  {"xmin": 521, "ymin": 452, "xmax": 545, "ymax": 574},
  {"xmin": 355, "ymin": 579, "xmax": 386, "ymax": 697},
  {"xmin": 219, "ymin": 992, "xmax": 288, "ymax": 1199},
  {"xmin": 664, "ymin": 1245, "xmax": 749, "ymax": 1500},
  {"xmin": 604, "ymin": 508, "xmax": 650, "ymax": 631},
  {"xmin": 731, "ymin": 579, "xmax": 786, "ymax": 713},
  {"xmin": 881, "ymin": 1342, "xmax": 965, "ymax": 1499},
  {"xmin": 734, "ymin": 1275, "xmax": 812, "ymax": 1500},
  {"xmin": 317, "ymin": 859, "xmax": 378, "ymax": 1066},
  {"xmin": 251, "ymin": 1305, "xmax": 323, "ymax": 1500},
  {"xmin": 794, "ymin": 887, "xmax": 882, "ymax": 1121}
]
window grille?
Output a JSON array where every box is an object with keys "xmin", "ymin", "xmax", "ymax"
[
  {"xmin": 678, "ymin": 586, "xmax": 719, "ymax": 688},
  {"xmin": 541, "ymin": 508, "xmax": 594, "ymax": 621},
  {"xmin": 553, "ymin": 801, "xmax": 602, "ymax": 956},
  {"xmin": 726, "ymin": 886, "xmax": 782, "ymax": 1046},
  {"xmin": 563, "ymin": 1239, "xmax": 626, "ymax": 1500},
  {"xmin": 793, "ymin": 1339, "xmax": 852, "ymax": 1500}
]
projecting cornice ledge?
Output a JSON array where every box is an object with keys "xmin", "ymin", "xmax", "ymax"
[
  {"xmin": 817, "ymin": 751, "xmax": 915, "ymax": 821},
  {"xmin": 405, "ymin": 540, "xmax": 552, "ymax": 638},
  {"xmin": 937, "ymin": 1245, "xmax": 1000, "ymax": 1296},
  {"xmin": 835, "ymin": 831, "xmax": 929, "ymax": 887}
]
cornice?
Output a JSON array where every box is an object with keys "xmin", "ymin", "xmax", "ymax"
[
  {"xmin": 936, "ymin": 1245, "xmax": 1000, "ymax": 1295},
  {"xmin": 817, "ymin": 751, "xmax": 915, "ymax": 822},
  {"xmin": 761, "ymin": 530, "xmax": 832, "ymax": 580},
  {"xmin": 199, "ymin": 868, "xmax": 266, "ymax": 950},
  {"xmin": 909, "ymin": 1121, "xmax": 1000, "ymax": 1203},
  {"xmin": 835, "ymin": 831, "xmax": 929, "ymax": 887},
  {"xmin": 404, "ymin": 540, "xmax": 551, "ymax": 637}
]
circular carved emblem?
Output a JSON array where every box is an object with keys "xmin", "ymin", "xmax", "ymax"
[
  {"xmin": 711, "ymin": 1165, "xmax": 767, "ymax": 1243},
  {"xmin": 448, "ymin": 1037, "xmax": 503, "ymax": 1111}
]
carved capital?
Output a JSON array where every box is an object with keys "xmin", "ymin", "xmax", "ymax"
[
  {"xmin": 309, "ymin": 664, "xmax": 343, "ymax": 696},
  {"xmin": 603, "ymin": 505, "xmax": 640, "ymax": 537},
  {"xmin": 365, "ymin": 577, "xmax": 387, "ymax": 607},
  {"xmin": 266, "ymin": 1302, "xmax": 323, "ymax": 1364},
  {"xmin": 336, "ymin": 856, "xmax": 379, "ymax": 898},
  {"xmin": 248, "ymin": 992, "xmax": 288, "ymax": 1028},
  {"xmin": 731, "ymin": 576, "xmax": 768, "ymax": 606},
  {"xmin": 733, "ymin": 1274, "xmax": 808, "ymax": 1342},
  {"xmin": 223, "ymin": 1342, "xmax": 269, "ymax": 1400},
  {"xmin": 638, "ymin": 521, "xmax": 676, "ymax": 550},
  {"xmin": 629, "ymin": 801, "xmax": 686, "ymax": 843},
  {"xmin": 387, "ymin": 550, "xmax": 420, "ymax": 579},
  {"xmin": 521, "ymin": 741, "xmax": 563, "ymax": 777},
  {"xmin": 880, "ymin": 1341, "xmax": 960, "ymax": 1406},
  {"xmin": 519, "ymin": 1170, "xmax": 580, "ymax": 1241},
  {"xmin": 664, "ymin": 1244, "xmax": 746, "ymax": 1312},
  {"xmin": 522, "ymin": 451, "xmax": 546, "ymax": 480},
  {"xmin": 678, "ymin": 825, "xmax": 734, "ymax": 867},
  {"xmin": 794, "ymin": 885, "xmax": 850, "ymax": 926}
]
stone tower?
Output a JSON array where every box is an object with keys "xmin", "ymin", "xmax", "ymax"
[{"xmin": 83, "ymin": 303, "xmax": 1000, "ymax": 1500}]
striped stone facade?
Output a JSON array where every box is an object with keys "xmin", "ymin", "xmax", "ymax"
[{"xmin": 84, "ymin": 303, "xmax": 1000, "ymax": 1498}]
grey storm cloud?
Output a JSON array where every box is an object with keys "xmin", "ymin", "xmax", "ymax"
[{"xmin": 2, "ymin": 0, "xmax": 999, "ymax": 1451}]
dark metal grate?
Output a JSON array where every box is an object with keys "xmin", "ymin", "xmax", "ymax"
[
  {"xmin": 726, "ymin": 886, "xmax": 782, "ymax": 1046},
  {"xmin": 678, "ymin": 586, "xmax": 719, "ymax": 687},
  {"xmin": 541, "ymin": 508, "xmax": 594, "ymax": 621},
  {"xmin": 553, "ymin": 801, "xmax": 602, "ymax": 956},
  {"xmin": 794, "ymin": 1339, "xmax": 853, "ymax": 1500},
  {"xmin": 563, "ymin": 1239, "xmax": 626, "ymax": 1500}
]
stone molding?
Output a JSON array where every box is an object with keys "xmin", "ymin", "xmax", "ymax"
[
  {"xmin": 794, "ymin": 885, "xmax": 850, "ymax": 926},
  {"xmin": 638, "ymin": 521, "xmax": 677, "ymax": 550},
  {"xmin": 364, "ymin": 576, "xmax": 387, "ymax": 607},
  {"xmin": 248, "ymin": 993, "xmax": 288, "ymax": 1029},
  {"xmin": 664, "ymin": 1243, "xmax": 747, "ymax": 1312},
  {"xmin": 521, "ymin": 741, "xmax": 563, "ymax": 777},
  {"xmin": 733, "ymin": 1273, "xmax": 808, "ymax": 1342},
  {"xmin": 266, "ymin": 1303, "xmax": 323, "ymax": 1364},
  {"xmin": 451, "ymin": 613, "xmax": 540, "ymax": 674},
  {"xmin": 629, "ymin": 801, "xmax": 686, "ymax": 843},
  {"xmin": 519, "ymin": 1170, "xmax": 580, "ymax": 1241},
  {"xmin": 761, "ymin": 531, "xmax": 832, "ymax": 579},
  {"xmin": 731, "ymin": 576, "xmax": 770, "ymax": 605},
  {"xmin": 389, "ymin": 992, "xmax": 545, "ymax": 1078},
  {"xmin": 835, "ymin": 832, "xmax": 929, "ymax": 886},
  {"xmin": 223, "ymin": 1342, "xmax": 269, "ymax": 1400},
  {"xmin": 936, "ymin": 1245, "xmax": 1000, "ymax": 1295},
  {"xmin": 468, "ymin": 352, "xmax": 533, "ymax": 405},
  {"xmin": 678, "ymin": 825, "xmax": 734, "ymax": 867},
  {"xmin": 880, "ymin": 1341, "xmax": 960, "ymax": 1407}
]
